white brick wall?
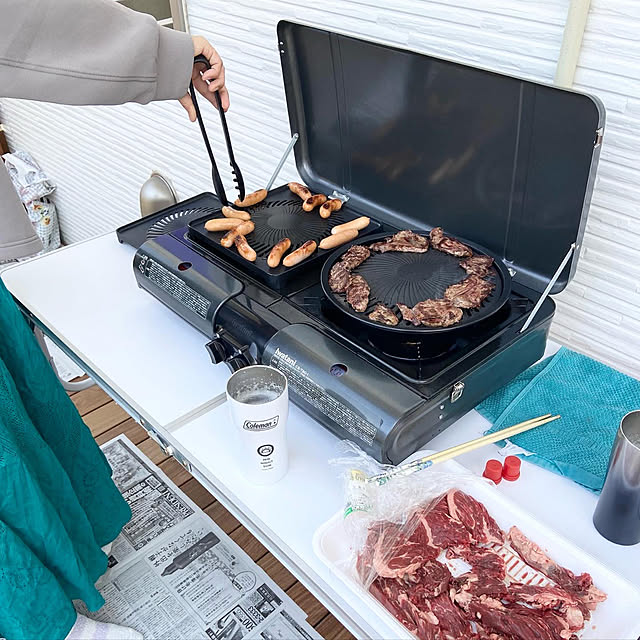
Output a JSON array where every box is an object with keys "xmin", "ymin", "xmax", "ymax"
[
  {"xmin": 552, "ymin": 0, "xmax": 640, "ymax": 378},
  {"xmin": 1, "ymin": 0, "xmax": 638, "ymax": 378}
]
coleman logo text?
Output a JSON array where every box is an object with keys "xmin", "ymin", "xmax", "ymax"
[{"xmin": 243, "ymin": 416, "xmax": 279, "ymax": 431}]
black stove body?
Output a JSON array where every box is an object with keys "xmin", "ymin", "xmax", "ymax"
[
  {"xmin": 133, "ymin": 221, "xmax": 554, "ymax": 464},
  {"xmin": 119, "ymin": 23, "xmax": 604, "ymax": 464}
]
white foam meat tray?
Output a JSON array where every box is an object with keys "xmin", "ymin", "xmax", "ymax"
[{"xmin": 313, "ymin": 457, "xmax": 640, "ymax": 640}]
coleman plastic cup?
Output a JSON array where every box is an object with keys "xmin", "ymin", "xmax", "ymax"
[
  {"xmin": 226, "ymin": 365, "xmax": 289, "ymax": 485},
  {"xmin": 593, "ymin": 410, "xmax": 640, "ymax": 545}
]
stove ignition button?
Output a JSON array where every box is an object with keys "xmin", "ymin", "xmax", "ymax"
[{"xmin": 450, "ymin": 381, "xmax": 465, "ymax": 403}]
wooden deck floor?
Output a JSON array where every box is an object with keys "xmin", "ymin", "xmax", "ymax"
[{"xmin": 71, "ymin": 384, "xmax": 355, "ymax": 640}]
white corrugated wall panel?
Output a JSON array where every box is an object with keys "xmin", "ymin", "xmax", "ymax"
[
  {"xmin": 554, "ymin": 0, "xmax": 640, "ymax": 378},
  {"xmin": 1, "ymin": 0, "xmax": 639, "ymax": 378}
]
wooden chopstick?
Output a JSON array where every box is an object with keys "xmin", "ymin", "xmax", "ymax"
[
  {"xmin": 366, "ymin": 414, "xmax": 560, "ymax": 485},
  {"xmin": 425, "ymin": 414, "xmax": 557, "ymax": 465},
  {"xmin": 425, "ymin": 414, "xmax": 553, "ymax": 464}
]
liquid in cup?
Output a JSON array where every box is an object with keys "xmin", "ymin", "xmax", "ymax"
[{"xmin": 226, "ymin": 365, "xmax": 289, "ymax": 485}]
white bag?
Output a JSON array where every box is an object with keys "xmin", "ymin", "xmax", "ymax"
[
  {"xmin": 2, "ymin": 151, "xmax": 61, "ymax": 253},
  {"xmin": 25, "ymin": 197, "xmax": 60, "ymax": 253}
]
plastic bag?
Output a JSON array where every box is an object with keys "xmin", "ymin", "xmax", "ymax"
[
  {"xmin": 331, "ymin": 441, "xmax": 491, "ymax": 592},
  {"xmin": 3, "ymin": 152, "xmax": 61, "ymax": 254},
  {"xmin": 330, "ymin": 443, "xmax": 612, "ymax": 640},
  {"xmin": 2, "ymin": 151, "xmax": 55, "ymax": 203},
  {"xmin": 25, "ymin": 197, "xmax": 61, "ymax": 253}
]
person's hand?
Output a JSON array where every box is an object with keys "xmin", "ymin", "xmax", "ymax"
[{"xmin": 179, "ymin": 35, "xmax": 230, "ymax": 121}]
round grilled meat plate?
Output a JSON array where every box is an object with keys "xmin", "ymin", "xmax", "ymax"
[{"xmin": 320, "ymin": 230, "xmax": 511, "ymax": 335}]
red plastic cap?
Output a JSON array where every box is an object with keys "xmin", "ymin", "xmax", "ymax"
[
  {"xmin": 483, "ymin": 459, "xmax": 503, "ymax": 484},
  {"xmin": 503, "ymin": 455, "xmax": 522, "ymax": 481}
]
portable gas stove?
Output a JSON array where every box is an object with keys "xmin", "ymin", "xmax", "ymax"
[{"xmin": 118, "ymin": 22, "xmax": 604, "ymax": 464}]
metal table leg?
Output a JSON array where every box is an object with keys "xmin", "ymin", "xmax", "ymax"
[{"xmin": 34, "ymin": 326, "xmax": 95, "ymax": 391}]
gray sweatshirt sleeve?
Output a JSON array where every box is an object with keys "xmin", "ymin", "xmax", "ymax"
[
  {"xmin": 0, "ymin": 165, "xmax": 44, "ymax": 261},
  {"xmin": 1, "ymin": 0, "xmax": 195, "ymax": 105},
  {"xmin": 0, "ymin": 0, "xmax": 196, "ymax": 262}
]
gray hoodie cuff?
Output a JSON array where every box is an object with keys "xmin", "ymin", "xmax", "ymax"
[
  {"xmin": 155, "ymin": 27, "xmax": 194, "ymax": 101},
  {"xmin": 0, "ymin": 234, "xmax": 43, "ymax": 262}
]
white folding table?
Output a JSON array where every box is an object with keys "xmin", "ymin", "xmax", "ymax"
[{"xmin": 3, "ymin": 232, "xmax": 639, "ymax": 638}]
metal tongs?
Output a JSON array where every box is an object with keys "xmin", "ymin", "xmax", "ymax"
[{"xmin": 190, "ymin": 55, "xmax": 245, "ymax": 206}]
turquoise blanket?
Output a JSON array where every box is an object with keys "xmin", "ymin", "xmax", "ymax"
[
  {"xmin": 477, "ymin": 347, "xmax": 640, "ymax": 492},
  {"xmin": 0, "ymin": 280, "xmax": 130, "ymax": 640}
]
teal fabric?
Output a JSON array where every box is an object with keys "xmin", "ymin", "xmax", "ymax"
[
  {"xmin": 477, "ymin": 347, "xmax": 640, "ymax": 492},
  {"xmin": 0, "ymin": 280, "xmax": 131, "ymax": 640}
]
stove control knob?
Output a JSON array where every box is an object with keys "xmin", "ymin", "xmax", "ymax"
[
  {"xmin": 226, "ymin": 355, "xmax": 250, "ymax": 372},
  {"xmin": 451, "ymin": 381, "xmax": 465, "ymax": 403},
  {"xmin": 205, "ymin": 338, "xmax": 228, "ymax": 365}
]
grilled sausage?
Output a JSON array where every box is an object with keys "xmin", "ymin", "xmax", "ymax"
[
  {"xmin": 221, "ymin": 205, "xmax": 251, "ymax": 221},
  {"xmin": 319, "ymin": 198, "xmax": 343, "ymax": 219},
  {"xmin": 220, "ymin": 221, "xmax": 255, "ymax": 247},
  {"xmin": 234, "ymin": 234, "xmax": 257, "ymax": 262},
  {"xmin": 204, "ymin": 218, "xmax": 244, "ymax": 232},
  {"xmin": 282, "ymin": 240, "xmax": 317, "ymax": 267},
  {"xmin": 267, "ymin": 237, "xmax": 292, "ymax": 268},
  {"xmin": 302, "ymin": 194, "xmax": 328, "ymax": 212},
  {"xmin": 288, "ymin": 182, "xmax": 312, "ymax": 201},
  {"xmin": 319, "ymin": 228, "xmax": 358, "ymax": 249},
  {"xmin": 331, "ymin": 216, "xmax": 370, "ymax": 235},
  {"xmin": 234, "ymin": 188, "xmax": 267, "ymax": 207}
]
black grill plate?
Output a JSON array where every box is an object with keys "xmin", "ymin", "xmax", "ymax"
[
  {"xmin": 321, "ymin": 230, "xmax": 511, "ymax": 335},
  {"xmin": 187, "ymin": 184, "xmax": 380, "ymax": 289}
]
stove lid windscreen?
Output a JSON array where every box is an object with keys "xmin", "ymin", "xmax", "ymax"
[{"xmin": 277, "ymin": 21, "xmax": 604, "ymax": 294}]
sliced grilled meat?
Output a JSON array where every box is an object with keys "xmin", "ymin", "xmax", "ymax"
[
  {"xmin": 328, "ymin": 262, "xmax": 351, "ymax": 293},
  {"xmin": 430, "ymin": 227, "xmax": 472, "ymax": 257},
  {"xmin": 370, "ymin": 230, "xmax": 429, "ymax": 254},
  {"xmin": 368, "ymin": 303, "xmax": 399, "ymax": 326},
  {"xmin": 460, "ymin": 255, "xmax": 494, "ymax": 276},
  {"xmin": 341, "ymin": 245, "xmax": 371, "ymax": 270},
  {"xmin": 445, "ymin": 275, "xmax": 495, "ymax": 309},
  {"xmin": 346, "ymin": 274, "xmax": 370, "ymax": 312},
  {"xmin": 397, "ymin": 299, "xmax": 463, "ymax": 327},
  {"xmin": 397, "ymin": 303, "xmax": 417, "ymax": 325}
]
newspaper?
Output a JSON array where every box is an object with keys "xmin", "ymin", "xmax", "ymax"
[
  {"xmin": 259, "ymin": 610, "xmax": 323, "ymax": 640},
  {"xmin": 80, "ymin": 436, "xmax": 322, "ymax": 640},
  {"xmin": 101, "ymin": 438, "xmax": 195, "ymax": 565}
]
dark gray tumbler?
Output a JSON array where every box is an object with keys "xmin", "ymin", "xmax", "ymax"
[{"xmin": 593, "ymin": 410, "xmax": 640, "ymax": 545}]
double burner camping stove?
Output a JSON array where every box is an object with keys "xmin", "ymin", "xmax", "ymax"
[
  {"xmin": 117, "ymin": 21, "xmax": 602, "ymax": 463},
  {"xmin": 120, "ymin": 210, "xmax": 554, "ymax": 464}
]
